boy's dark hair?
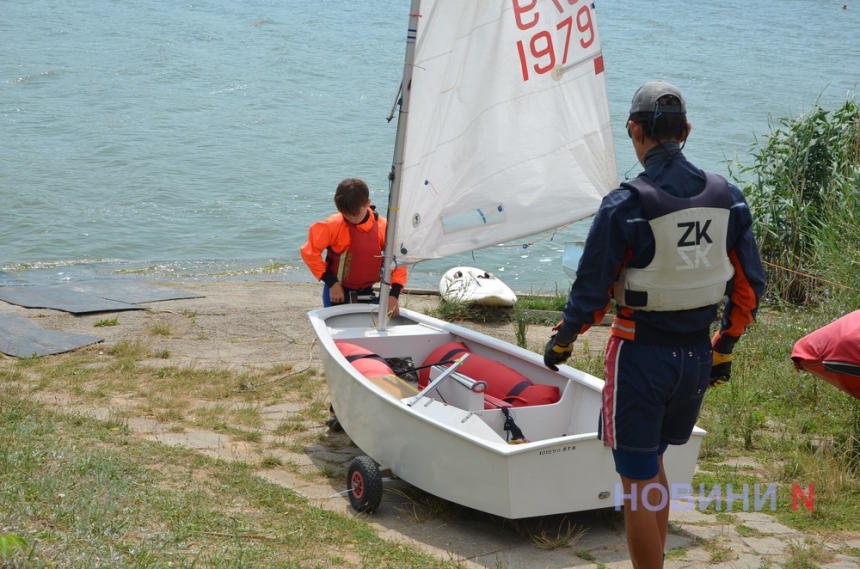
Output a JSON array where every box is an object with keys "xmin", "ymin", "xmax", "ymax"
[
  {"xmin": 628, "ymin": 94, "xmax": 687, "ymax": 142},
  {"xmin": 334, "ymin": 178, "xmax": 370, "ymax": 216}
]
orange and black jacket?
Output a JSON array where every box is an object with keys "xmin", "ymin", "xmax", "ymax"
[{"xmin": 300, "ymin": 207, "xmax": 408, "ymax": 297}]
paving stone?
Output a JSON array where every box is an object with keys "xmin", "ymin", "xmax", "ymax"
[
  {"xmin": 281, "ymin": 451, "xmax": 315, "ymax": 467},
  {"xmin": 733, "ymin": 552, "xmax": 769, "ymax": 567},
  {"xmin": 590, "ymin": 550, "xmax": 634, "ymax": 566},
  {"xmin": 574, "ymin": 532, "xmax": 622, "ymax": 552},
  {"xmin": 147, "ymin": 430, "xmax": 227, "ymax": 449},
  {"xmin": 736, "ymin": 517, "xmax": 799, "ymax": 536},
  {"xmin": 599, "ymin": 561, "xmax": 634, "ymax": 568},
  {"xmin": 665, "ymin": 532, "xmax": 695, "ymax": 551},
  {"xmin": 664, "ymin": 560, "xmax": 706, "ymax": 569},
  {"xmin": 260, "ymin": 402, "xmax": 305, "ymax": 415},
  {"xmin": 735, "ymin": 511, "xmax": 786, "ymax": 524},
  {"xmin": 126, "ymin": 417, "xmax": 173, "ymax": 433},
  {"xmin": 717, "ymin": 456, "xmax": 763, "ymax": 470},
  {"xmin": 679, "ymin": 546, "xmax": 713, "ymax": 564},
  {"xmin": 669, "ymin": 504, "xmax": 714, "ymax": 523},
  {"xmin": 741, "ymin": 536, "xmax": 789, "ymax": 556},
  {"xmin": 679, "ymin": 524, "xmax": 736, "ymax": 541},
  {"xmin": 820, "ymin": 554, "xmax": 860, "ymax": 568},
  {"xmin": 311, "ymin": 450, "xmax": 358, "ymax": 464}
]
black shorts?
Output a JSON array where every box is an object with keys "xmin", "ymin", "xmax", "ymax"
[{"xmin": 599, "ymin": 335, "xmax": 711, "ymax": 479}]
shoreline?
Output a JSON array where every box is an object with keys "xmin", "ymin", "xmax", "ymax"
[{"xmin": 0, "ymin": 256, "xmax": 577, "ymax": 297}]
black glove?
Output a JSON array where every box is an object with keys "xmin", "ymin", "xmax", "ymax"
[
  {"xmin": 709, "ymin": 351, "xmax": 733, "ymax": 387},
  {"xmin": 543, "ymin": 324, "xmax": 576, "ymax": 371},
  {"xmin": 710, "ymin": 331, "xmax": 737, "ymax": 388}
]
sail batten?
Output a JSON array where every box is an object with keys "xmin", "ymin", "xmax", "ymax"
[{"xmin": 394, "ymin": 0, "xmax": 617, "ymax": 264}]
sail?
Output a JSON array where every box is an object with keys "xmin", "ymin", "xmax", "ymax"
[{"xmin": 394, "ymin": 0, "xmax": 617, "ymax": 264}]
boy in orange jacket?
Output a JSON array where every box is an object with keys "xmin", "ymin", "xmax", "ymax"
[
  {"xmin": 300, "ymin": 178, "xmax": 407, "ymax": 315},
  {"xmin": 301, "ymin": 179, "xmax": 409, "ymax": 431}
]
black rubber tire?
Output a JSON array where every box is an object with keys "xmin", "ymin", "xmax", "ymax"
[{"xmin": 347, "ymin": 455, "xmax": 383, "ymax": 514}]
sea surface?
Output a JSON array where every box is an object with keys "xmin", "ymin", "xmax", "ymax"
[{"xmin": 2, "ymin": 0, "xmax": 858, "ymax": 293}]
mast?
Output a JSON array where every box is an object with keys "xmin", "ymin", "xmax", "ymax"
[{"xmin": 377, "ymin": 0, "xmax": 422, "ymax": 331}]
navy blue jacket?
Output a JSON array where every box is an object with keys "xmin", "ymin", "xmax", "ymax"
[{"xmin": 559, "ymin": 144, "xmax": 765, "ymax": 349}]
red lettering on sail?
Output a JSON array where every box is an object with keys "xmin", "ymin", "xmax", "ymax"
[{"xmin": 514, "ymin": 1, "xmax": 599, "ymax": 82}]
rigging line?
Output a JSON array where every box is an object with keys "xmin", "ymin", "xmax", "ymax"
[
  {"xmin": 491, "ymin": 223, "xmax": 574, "ymax": 249},
  {"xmin": 762, "ymin": 259, "xmax": 860, "ymax": 292}
]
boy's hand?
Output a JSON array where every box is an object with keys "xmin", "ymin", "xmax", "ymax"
[
  {"xmin": 329, "ymin": 282, "xmax": 345, "ymax": 304},
  {"xmin": 387, "ymin": 296, "xmax": 400, "ymax": 318}
]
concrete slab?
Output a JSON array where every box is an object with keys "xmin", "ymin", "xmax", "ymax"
[
  {"xmin": 0, "ymin": 285, "xmax": 143, "ymax": 313},
  {"xmin": 47, "ymin": 280, "xmax": 204, "ymax": 304},
  {"xmin": 0, "ymin": 312, "xmax": 103, "ymax": 357}
]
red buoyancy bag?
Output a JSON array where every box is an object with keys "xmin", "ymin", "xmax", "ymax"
[
  {"xmin": 791, "ymin": 310, "xmax": 860, "ymax": 399},
  {"xmin": 335, "ymin": 341, "xmax": 394, "ymax": 378},
  {"xmin": 419, "ymin": 341, "xmax": 560, "ymax": 406}
]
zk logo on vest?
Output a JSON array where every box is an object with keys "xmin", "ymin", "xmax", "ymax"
[{"xmin": 676, "ymin": 220, "xmax": 713, "ymax": 269}]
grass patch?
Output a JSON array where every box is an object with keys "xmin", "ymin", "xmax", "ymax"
[
  {"xmin": 146, "ymin": 318, "xmax": 173, "ymax": 337},
  {"xmin": 426, "ymin": 292, "xmax": 567, "ymax": 326},
  {"xmin": 0, "ymin": 394, "xmax": 463, "ymax": 568},
  {"xmin": 3, "ymin": 341, "xmax": 330, "ymax": 459},
  {"xmin": 93, "ymin": 317, "xmax": 119, "ymax": 328},
  {"xmin": 695, "ymin": 305, "xmax": 860, "ymax": 531}
]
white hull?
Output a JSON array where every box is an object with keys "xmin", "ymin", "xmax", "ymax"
[
  {"xmin": 439, "ymin": 266, "xmax": 517, "ymax": 307},
  {"xmin": 310, "ymin": 303, "xmax": 704, "ymax": 519}
]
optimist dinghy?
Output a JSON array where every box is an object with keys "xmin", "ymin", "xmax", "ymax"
[
  {"xmin": 439, "ymin": 266, "xmax": 517, "ymax": 307},
  {"xmin": 309, "ymin": 0, "xmax": 705, "ymax": 518}
]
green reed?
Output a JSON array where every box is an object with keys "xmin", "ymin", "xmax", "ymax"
[{"xmin": 731, "ymin": 95, "xmax": 860, "ymax": 304}]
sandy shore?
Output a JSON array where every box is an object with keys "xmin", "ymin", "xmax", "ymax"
[{"xmin": 0, "ymin": 279, "xmax": 594, "ymax": 372}]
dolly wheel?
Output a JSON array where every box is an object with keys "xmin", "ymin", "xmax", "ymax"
[{"xmin": 347, "ymin": 455, "xmax": 383, "ymax": 513}]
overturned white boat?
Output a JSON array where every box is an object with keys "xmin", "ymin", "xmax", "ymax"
[
  {"xmin": 439, "ymin": 266, "xmax": 518, "ymax": 307},
  {"xmin": 310, "ymin": 0, "xmax": 704, "ymax": 518}
]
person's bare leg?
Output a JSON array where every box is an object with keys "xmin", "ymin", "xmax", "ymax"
[
  {"xmin": 656, "ymin": 455, "xmax": 670, "ymax": 553},
  {"xmin": 620, "ymin": 473, "xmax": 667, "ymax": 568}
]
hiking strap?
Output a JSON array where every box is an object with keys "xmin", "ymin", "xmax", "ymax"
[
  {"xmin": 346, "ymin": 353, "xmax": 388, "ymax": 365},
  {"xmin": 506, "ymin": 380, "xmax": 533, "ymax": 399},
  {"xmin": 438, "ymin": 347, "xmax": 467, "ymax": 362}
]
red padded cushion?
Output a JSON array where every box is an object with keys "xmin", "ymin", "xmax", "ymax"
[
  {"xmin": 335, "ymin": 341, "xmax": 394, "ymax": 378},
  {"xmin": 420, "ymin": 341, "xmax": 559, "ymax": 407}
]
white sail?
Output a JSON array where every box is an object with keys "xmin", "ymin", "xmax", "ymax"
[{"xmin": 393, "ymin": 0, "xmax": 617, "ymax": 263}]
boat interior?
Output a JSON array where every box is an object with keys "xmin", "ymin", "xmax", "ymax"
[{"xmin": 328, "ymin": 316, "xmax": 603, "ymax": 445}]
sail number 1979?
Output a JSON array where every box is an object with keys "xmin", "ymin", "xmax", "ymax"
[{"xmin": 512, "ymin": 0, "xmax": 596, "ymax": 82}]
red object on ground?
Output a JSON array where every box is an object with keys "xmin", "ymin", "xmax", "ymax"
[{"xmin": 791, "ymin": 310, "xmax": 860, "ymax": 399}]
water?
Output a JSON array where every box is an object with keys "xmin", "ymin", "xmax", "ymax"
[{"xmin": 2, "ymin": 0, "xmax": 858, "ymax": 293}]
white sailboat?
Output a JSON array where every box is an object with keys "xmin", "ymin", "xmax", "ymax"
[{"xmin": 308, "ymin": 0, "xmax": 704, "ymax": 518}]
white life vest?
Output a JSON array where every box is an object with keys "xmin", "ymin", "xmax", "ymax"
[{"xmin": 614, "ymin": 173, "xmax": 735, "ymax": 311}]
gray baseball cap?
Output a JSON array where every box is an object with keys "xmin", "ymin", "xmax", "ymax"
[{"xmin": 629, "ymin": 81, "xmax": 686, "ymax": 115}]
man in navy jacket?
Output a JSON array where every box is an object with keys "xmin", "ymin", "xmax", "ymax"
[{"xmin": 544, "ymin": 81, "xmax": 765, "ymax": 568}]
